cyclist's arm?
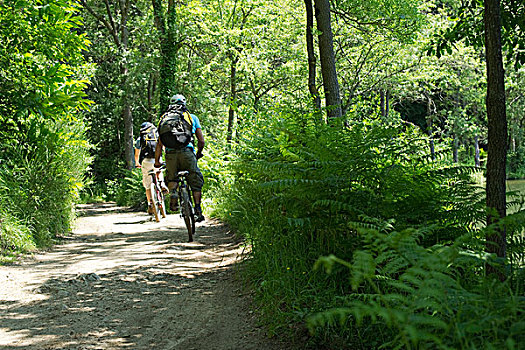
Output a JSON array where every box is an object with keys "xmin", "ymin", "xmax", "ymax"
[
  {"xmin": 154, "ymin": 139, "xmax": 163, "ymax": 167},
  {"xmin": 195, "ymin": 128, "xmax": 205, "ymax": 159}
]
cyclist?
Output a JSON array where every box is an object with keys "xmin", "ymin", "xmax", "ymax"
[
  {"xmin": 134, "ymin": 121, "xmax": 168, "ymax": 215},
  {"xmin": 154, "ymin": 94, "xmax": 205, "ymax": 222}
]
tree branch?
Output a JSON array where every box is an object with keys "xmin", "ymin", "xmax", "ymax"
[
  {"xmin": 81, "ymin": 0, "xmax": 120, "ymax": 46},
  {"xmin": 103, "ymin": 0, "xmax": 117, "ymax": 35}
]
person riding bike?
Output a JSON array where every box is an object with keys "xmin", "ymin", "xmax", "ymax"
[
  {"xmin": 154, "ymin": 94, "xmax": 205, "ymax": 222},
  {"xmin": 134, "ymin": 121, "xmax": 168, "ymax": 215}
]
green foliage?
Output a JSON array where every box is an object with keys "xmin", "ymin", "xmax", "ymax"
[
  {"xmin": 115, "ymin": 169, "xmax": 146, "ymax": 208},
  {"xmin": 0, "ymin": 211, "xmax": 36, "ymax": 262},
  {"xmin": 80, "ymin": 0, "xmax": 158, "ymax": 180},
  {"xmin": 0, "ymin": 0, "xmax": 92, "ymax": 124},
  {"xmin": 0, "ymin": 118, "xmax": 91, "ymax": 246},
  {"xmin": 309, "ymin": 224, "xmax": 525, "ymax": 349},
  {"xmin": 333, "ymin": 0, "xmax": 424, "ymax": 42},
  {"xmin": 82, "ymin": 168, "xmax": 145, "ymax": 208},
  {"xmin": 431, "ymin": 0, "xmax": 525, "ymax": 69},
  {"xmin": 214, "ymin": 102, "xmax": 492, "ymax": 346},
  {"xmin": 0, "ymin": 0, "xmax": 93, "ymax": 252},
  {"xmin": 507, "ymin": 150, "xmax": 525, "ymax": 179}
]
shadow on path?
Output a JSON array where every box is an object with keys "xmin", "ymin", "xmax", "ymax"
[{"xmin": 0, "ymin": 203, "xmax": 284, "ymax": 350}]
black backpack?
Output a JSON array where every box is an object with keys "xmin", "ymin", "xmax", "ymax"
[
  {"xmin": 158, "ymin": 106, "xmax": 193, "ymax": 149},
  {"xmin": 139, "ymin": 124, "xmax": 158, "ymax": 163}
]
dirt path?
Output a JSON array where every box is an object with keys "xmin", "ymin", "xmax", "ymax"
[{"xmin": 0, "ymin": 203, "xmax": 284, "ymax": 350}]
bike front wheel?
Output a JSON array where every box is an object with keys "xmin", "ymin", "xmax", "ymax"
[
  {"xmin": 159, "ymin": 190, "xmax": 167, "ymax": 218},
  {"xmin": 180, "ymin": 188, "xmax": 195, "ymax": 242}
]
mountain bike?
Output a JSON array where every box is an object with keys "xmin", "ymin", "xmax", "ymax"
[
  {"xmin": 148, "ymin": 164, "xmax": 167, "ymax": 222},
  {"xmin": 173, "ymin": 170, "xmax": 195, "ymax": 242}
]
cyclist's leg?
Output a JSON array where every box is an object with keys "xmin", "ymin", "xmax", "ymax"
[
  {"xmin": 180, "ymin": 149, "xmax": 205, "ymax": 221},
  {"xmin": 141, "ymin": 159, "xmax": 155, "ymax": 213},
  {"xmin": 164, "ymin": 153, "xmax": 177, "ymax": 191},
  {"xmin": 192, "ymin": 169, "xmax": 204, "ymax": 206},
  {"xmin": 157, "ymin": 170, "xmax": 169, "ymax": 193},
  {"xmin": 164, "ymin": 152, "xmax": 180, "ymax": 211}
]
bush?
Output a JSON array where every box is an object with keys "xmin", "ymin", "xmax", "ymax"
[
  {"xmin": 0, "ymin": 117, "xmax": 91, "ymax": 247},
  {"xmin": 213, "ymin": 107, "xmax": 513, "ymax": 348},
  {"xmin": 310, "ymin": 221, "xmax": 525, "ymax": 349},
  {"xmin": 115, "ymin": 168, "xmax": 146, "ymax": 208},
  {"xmin": 507, "ymin": 150, "xmax": 525, "ymax": 179},
  {"xmin": 0, "ymin": 211, "xmax": 35, "ymax": 261}
]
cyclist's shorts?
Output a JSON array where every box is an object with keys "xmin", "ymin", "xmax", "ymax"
[
  {"xmin": 165, "ymin": 148, "xmax": 204, "ymax": 192},
  {"xmin": 141, "ymin": 158, "xmax": 155, "ymax": 189}
]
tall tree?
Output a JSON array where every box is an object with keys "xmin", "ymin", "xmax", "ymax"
[
  {"xmin": 227, "ymin": 51, "xmax": 239, "ymax": 144},
  {"xmin": 81, "ymin": 0, "xmax": 135, "ymax": 169},
  {"xmin": 191, "ymin": 0, "xmax": 301, "ymax": 144},
  {"xmin": 224, "ymin": 4, "xmax": 253, "ymax": 144},
  {"xmin": 152, "ymin": 0, "xmax": 181, "ymax": 112},
  {"xmin": 433, "ymin": 0, "xmax": 525, "ymax": 266},
  {"xmin": 313, "ymin": 0, "xmax": 342, "ymax": 119},
  {"xmin": 484, "ymin": 0, "xmax": 507, "ymax": 273},
  {"xmin": 304, "ymin": 0, "xmax": 321, "ymax": 111}
]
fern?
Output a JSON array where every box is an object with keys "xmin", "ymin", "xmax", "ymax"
[
  {"xmin": 215, "ymin": 108, "xmax": 520, "ymax": 348},
  {"xmin": 309, "ymin": 227, "xmax": 525, "ymax": 349}
]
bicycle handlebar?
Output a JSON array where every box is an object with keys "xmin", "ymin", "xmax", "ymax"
[{"xmin": 148, "ymin": 163, "xmax": 166, "ymax": 176}]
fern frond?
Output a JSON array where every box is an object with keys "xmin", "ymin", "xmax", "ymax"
[
  {"xmin": 286, "ymin": 217, "xmax": 311, "ymax": 227},
  {"xmin": 313, "ymin": 199, "xmax": 359, "ymax": 213},
  {"xmin": 259, "ymin": 178, "xmax": 320, "ymax": 190},
  {"xmin": 306, "ymin": 307, "xmax": 353, "ymax": 331}
]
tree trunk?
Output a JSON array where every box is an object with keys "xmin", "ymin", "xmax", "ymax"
[
  {"xmin": 484, "ymin": 0, "xmax": 507, "ymax": 277},
  {"xmin": 81, "ymin": 0, "xmax": 134, "ymax": 169},
  {"xmin": 379, "ymin": 89, "xmax": 385, "ymax": 117},
  {"xmin": 147, "ymin": 72, "xmax": 155, "ymax": 118},
  {"xmin": 313, "ymin": 0, "xmax": 342, "ymax": 119},
  {"xmin": 227, "ymin": 56, "xmax": 238, "ymax": 144},
  {"xmin": 122, "ymin": 103, "xmax": 134, "ymax": 168},
  {"xmin": 453, "ymin": 135, "xmax": 459, "ymax": 163},
  {"xmin": 120, "ymin": 0, "xmax": 133, "ymax": 169},
  {"xmin": 152, "ymin": 0, "xmax": 180, "ymax": 112},
  {"xmin": 425, "ymin": 94, "xmax": 435, "ymax": 160},
  {"xmin": 475, "ymin": 135, "xmax": 481, "ymax": 167},
  {"xmin": 429, "ymin": 127, "xmax": 435, "ymax": 160},
  {"xmin": 304, "ymin": 0, "xmax": 321, "ymax": 111},
  {"xmin": 380, "ymin": 90, "xmax": 385, "ymax": 117}
]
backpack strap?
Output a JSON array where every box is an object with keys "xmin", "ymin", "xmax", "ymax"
[
  {"xmin": 183, "ymin": 111, "xmax": 193, "ymax": 127},
  {"xmin": 142, "ymin": 126, "xmax": 157, "ymax": 141},
  {"xmin": 159, "ymin": 112, "xmax": 168, "ymax": 125}
]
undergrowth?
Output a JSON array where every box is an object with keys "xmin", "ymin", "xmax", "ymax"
[
  {"xmin": 213, "ymin": 108, "xmax": 525, "ymax": 349},
  {"xmin": 0, "ymin": 117, "xmax": 91, "ymax": 253},
  {"xmin": 0, "ymin": 211, "xmax": 36, "ymax": 263}
]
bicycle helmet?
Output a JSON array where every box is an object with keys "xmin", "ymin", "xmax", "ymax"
[
  {"xmin": 170, "ymin": 94, "xmax": 186, "ymax": 107},
  {"xmin": 140, "ymin": 121, "xmax": 154, "ymax": 132}
]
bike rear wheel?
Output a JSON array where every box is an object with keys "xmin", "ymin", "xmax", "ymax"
[
  {"xmin": 150, "ymin": 182, "xmax": 162, "ymax": 222},
  {"xmin": 181, "ymin": 187, "xmax": 195, "ymax": 242}
]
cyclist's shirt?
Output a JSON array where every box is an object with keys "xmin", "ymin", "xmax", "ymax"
[{"xmin": 164, "ymin": 114, "xmax": 201, "ymax": 153}]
